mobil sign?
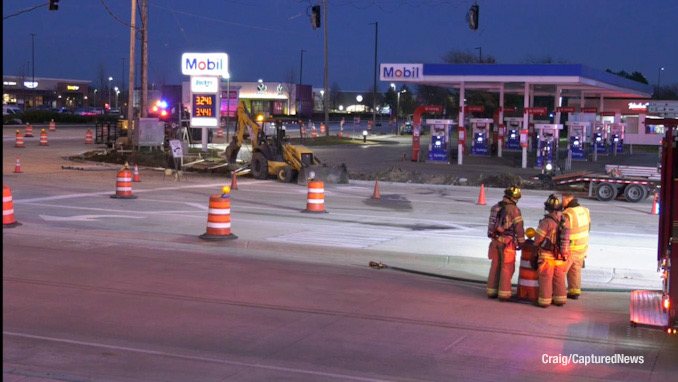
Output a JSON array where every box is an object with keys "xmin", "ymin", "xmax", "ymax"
[
  {"xmin": 380, "ymin": 63, "xmax": 423, "ymax": 81},
  {"xmin": 182, "ymin": 52, "xmax": 229, "ymax": 78}
]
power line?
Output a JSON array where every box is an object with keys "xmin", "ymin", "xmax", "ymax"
[{"xmin": 3, "ymin": 3, "xmax": 47, "ymax": 20}]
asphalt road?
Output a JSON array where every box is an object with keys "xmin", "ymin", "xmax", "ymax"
[{"xmin": 3, "ymin": 124, "xmax": 676, "ymax": 381}]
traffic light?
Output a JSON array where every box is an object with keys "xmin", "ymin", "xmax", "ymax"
[
  {"xmin": 310, "ymin": 5, "xmax": 321, "ymax": 30},
  {"xmin": 467, "ymin": 4, "xmax": 478, "ymax": 30},
  {"xmin": 49, "ymin": 0, "xmax": 59, "ymax": 11}
]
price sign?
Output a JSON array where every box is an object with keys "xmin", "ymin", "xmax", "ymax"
[{"xmin": 193, "ymin": 94, "xmax": 216, "ymax": 118}]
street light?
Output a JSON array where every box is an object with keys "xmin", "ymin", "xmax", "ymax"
[
  {"xmin": 108, "ymin": 77, "xmax": 113, "ymax": 107},
  {"xmin": 114, "ymin": 87, "xmax": 119, "ymax": 109},
  {"xmin": 93, "ymin": 89, "xmax": 98, "ymax": 107},
  {"xmin": 657, "ymin": 67, "xmax": 665, "ymax": 92}
]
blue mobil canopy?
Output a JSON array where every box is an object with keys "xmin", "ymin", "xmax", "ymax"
[{"xmin": 381, "ymin": 63, "xmax": 653, "ymax": 99}]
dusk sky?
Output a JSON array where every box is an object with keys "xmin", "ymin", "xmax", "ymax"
[{"xmin": 3, "ymin": 0, "xmax": 677, "ymax": 93}]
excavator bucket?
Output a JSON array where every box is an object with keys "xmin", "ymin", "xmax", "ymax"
[{"xmin": 297, "ymin": 163, "xmax": 349, "ymax": 185}]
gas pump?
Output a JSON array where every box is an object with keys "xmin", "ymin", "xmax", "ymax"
[
  {"xmin": 534, "ymin": 124, "xmax": 563, "ymax": 174},
  {"xmin": 565, "ymin": 121, "xmax": 589, "ymax": 160},
  {"xmin": 426, "ymin": 119, "xmax": 454, "ymax": 163},
  {"xmin": 504, "ymin": 117, "xmax": 523, "ymax": 150},
  {"xmin": 470, "ymin": 118, "xmax": 493, "ymax": 156},
  {"xmin": 591, "ymin": 122, "xmax": 607, "ymax": 154},
  {"xmin": 608, "ymin": 123, "xmax": 626, "ymax": 154}
]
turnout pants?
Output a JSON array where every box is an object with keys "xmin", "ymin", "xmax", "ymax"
[
  {"xmin": 538, "ymin": 257, "xmax": 567, "ymax": 306},
  {"xmin": 566, "ymin": 252, "xmax": 586, "ymax": 297},
  {"xmin": 487, "ymin": 238, "xmax": 516, "ymax": 299}
]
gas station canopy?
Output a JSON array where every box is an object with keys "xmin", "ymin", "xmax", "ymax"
[{"xmin": 381, "ymin": 63, "xmax": 654, "ymax": 99}]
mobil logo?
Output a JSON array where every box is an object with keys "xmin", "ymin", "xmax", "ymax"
[
  {"xmin": 380, "ymin": 63, "xmax": 423, "ymax": 81},
  {"xmin": 182, "ymin": 53, "xmax": 229, "ymax": 78}
]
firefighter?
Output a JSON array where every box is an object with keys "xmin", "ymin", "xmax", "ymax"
[
  {"xmin": 486, "ymin": 186, "xmax": 526, "ymax": 301},
  {"xmin": 533, "ymin": 194, "xmax": 568, "ymax": 307},
  {"xmin": 562, "ymin": 192, "xmax": 591, "ymax": 299}
]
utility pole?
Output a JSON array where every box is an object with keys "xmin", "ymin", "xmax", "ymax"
[
  {"xmin": 475, "ymin": 46, "xmax": 482, "ymax": 63},
  {"xmin": 323, "ymin": 0, "xmax": 329, "ymax": 135},
  {"xmin": 141, "ymin": 0, "xmax": 148, "ymax": 118},
  {"xmin": 371, "ymin": 22, "xmax": 378, "ymax": 130},
  {"xmin": 127, "ymin": 0, "xmax": 137, "ymax": 122},
  {"xmin": 30, "ymin": 33, "xmax": 36, "ymax": 108}
]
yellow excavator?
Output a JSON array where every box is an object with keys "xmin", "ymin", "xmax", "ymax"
[{"xmin": 225, "ymin": 100, "xmax": 348, "ymax": 185}]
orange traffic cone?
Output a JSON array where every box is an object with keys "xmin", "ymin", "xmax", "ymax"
[
  {"xmin": 477, "ymin": 184, "xmax": 487, "ymax": 205},
  {"xmin": 650, "ymin": 193, "xmax": 660, "ymax": 215},
  {"xmin": 230, "ymin": 171, "xmax": 238, "ymax": 190},
  {"xmin": 3, "ymin": 185, "xmax": 21, "ymax": 228},
  {"xmin": 13, "ymin": 157, "xmax": 22, "ymax": 173},
  {"xmin": 132, "ymin": 164, "xmax": 141, "ymax": 182},
  {"xmin": 372, "ymin": 180, "xmax": 381, "ymax": 199}
]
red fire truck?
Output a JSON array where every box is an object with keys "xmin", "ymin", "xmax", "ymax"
[{"xmin": 630, "ymin": 124, "xmax": 678, "ymax": 333}]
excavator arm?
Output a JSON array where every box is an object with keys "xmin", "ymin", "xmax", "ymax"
[{"xmin": 225, "ymin": 100, "xmax": 263, "ymax": 164}]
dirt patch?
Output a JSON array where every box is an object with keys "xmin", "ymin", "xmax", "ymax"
[
  {"xmin": 72, "ymin": 149, "xmax": 549, "ymax": 189},
  {"xmin": 350, "ymin": 166, "xmax": 548, "ymax": 189}
]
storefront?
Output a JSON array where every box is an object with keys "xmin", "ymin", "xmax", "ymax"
[
  {"xmin": 2, "ymin": 75, "xmax": 90, "ymax": 110},
  {"xmin": 182, "ymin": 80, "xmax": 313, "ymax": 119}
]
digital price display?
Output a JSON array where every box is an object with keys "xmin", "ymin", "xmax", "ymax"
[{"xmin": 192, "ymin": 94, "xmax": 216, "ymax": 118}]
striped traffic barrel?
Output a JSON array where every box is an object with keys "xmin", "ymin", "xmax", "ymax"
[
  {"xmin": 302, "ymin": 180, "xmax": 327, "ymax": 213},
  {"xmin": 110, "ymin": 168, "xmax": 137, "ymax": 199},
  {"xmin": 15, "ymin": 130, "xmax": 24, "ymax": 148},
  {"xmin": 25, "ymin": 123, "xmax": 34, "ymax": 137},
  {"xmin": 85, "ymin": 129, "xmax": 93, "ymax": 144},
  {"xmin": 39, "ymin": 129, "xmax": 49, "ymax": 146},
  {"xmin": 517, "ymin": 240, "xmax": 539, "ymax": 302},
  {"xmin": 200, "ymin": 186, "xmax": 237, "ymax": 240},
  {"xmin": 3, "ymin": 185, "xmax": 21, "ymax": 228}
]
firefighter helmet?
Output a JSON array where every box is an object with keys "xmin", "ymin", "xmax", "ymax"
[
  {"xmin": 544, "ymin": 194, "xmax": 562, "ymax": 212},
  {"xmin": 504, "ymin": 186, "xmax": 522, "ymax": 201}
]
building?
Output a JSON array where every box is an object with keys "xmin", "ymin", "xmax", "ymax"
[
  {"xmin": 182, "ymin": 80, "xmax": 314, "ymax": 119},
  {"xmin": 2, "ymin": 75, "xmax": 91, "ymax": 110}
]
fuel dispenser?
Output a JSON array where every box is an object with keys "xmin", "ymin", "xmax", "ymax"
[
  {"xmin": 534, "ymin": 123, "xmax": 563, "ymax": 174},
  {"xmin": 565, "ymin": 121, "xmax": 589, "ymax": 160},
  {"xmin": 504, "ymin": 117, "xmax": 523, "ymax": 151},
  {"xmin": 470, "ymin": 118, "xmax": 493, "ymax": 156},
  {"xmin": 426, "ymin": 119, "xmax": 454, "ymax": 163},
  {"xmin": 608, "ymin": 123, "xmax": 625, "ymax": 154},
  {"xmin": 591, "ymin": 122, "xmax": 607, "ymax": 154}
]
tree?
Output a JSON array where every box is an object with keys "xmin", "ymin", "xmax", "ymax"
[
  {"xmin": 330, "ymin": 82, "xmax": 341, "ymax": 111},
  {"xmin": 605, "ymin": 69, "xmax": 649, "ymax": 85},
  {"xmin": 398, "ymin": 85, "xmax": 417, "ymax": 116},
  {"xmin": 442, "ymin": 49, "xmax": 496, "ymax": 64}
]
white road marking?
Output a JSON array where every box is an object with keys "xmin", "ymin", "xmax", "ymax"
[{"xmin": 39, "ymin": 214, "xmax": 145, "ymax": 222}]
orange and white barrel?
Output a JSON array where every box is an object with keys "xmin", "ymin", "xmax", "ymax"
[
  {"xmin": 320, "ymin": 123, "xmax": 326, "ymax": 134},
  {"xmin": 3, "ymin": 185, "xmax": 21, "ymax": 228},
  {"xmin": 39, "ymin": 129, "xmax": 49, "ymax": 146},
  {"xmin": 311, "ymin": 129, "xmax": 318, "ymax": 138},
  {"xmin": 85, "ymin": 129, "xmax": 93, "ymax": 144},
  {"xmin": 517, "ymin": 242, "xmax": 539, "ymax": 302},
  {"xmin": 302, "ymin": 180, "xmax": 327, "ymax": 213},
  {"xmin": 49, "ymin": 119, "xmax": 56, "ymax": 132},
  {"xmin": 110, "ymin": 168, "xmax": 137, "ymax": 199},
  {"xmin": 25, "ymin": 124, "xmax": 34, "ymax": 137},
  {"xmin": 200, "ymin": 186, "xmax": 237, "ymax": 240},
  {"xmin": 15, "ymin": 130, "xmax": 24, "ymax": 148},
  {"xmin": 217, "ymin": 127, "xmax": 224, "ymax": 138}
]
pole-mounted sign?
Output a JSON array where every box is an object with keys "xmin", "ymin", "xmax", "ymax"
[{"xmin": 182, "ymin": 53, "xmax": 229, "ymax": 150}]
